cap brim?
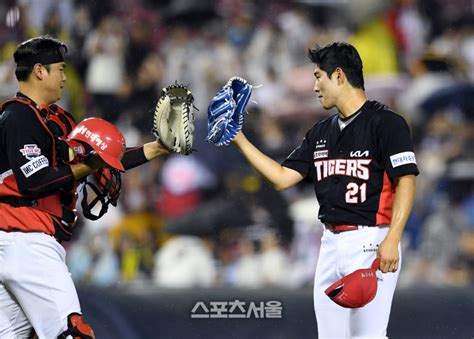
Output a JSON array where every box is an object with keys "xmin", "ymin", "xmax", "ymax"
[
  {"xmin": 97, "ymin": 151, "xmax": 125, "ymax": 172},
  {"xmin": 325, "ymin": 281, "xmax": 344, "ymax": 298}
]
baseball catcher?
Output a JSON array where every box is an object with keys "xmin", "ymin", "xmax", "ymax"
[
  {"xmin": 152, "ymin": 83, "xmax": 195, "ymax": 155},
  {"xmin": 0, "ymin": 36, "xmax": 192, "ymax": 339},
  {"xmin": 207, "ymin": 76, "xmax": 252, "ymax": 146}
]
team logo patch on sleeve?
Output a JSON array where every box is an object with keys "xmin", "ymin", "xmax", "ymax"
[
  {"xmin": 19, "ymin": 144, "xmax": 42, "ymax": 160},
  {"xmin": 390, "ymin": 151, "xmax": 417, "ymax": 168},
  {"xmin": 20, "ymin": 155, "xmax": 49, "ymax": 177}
]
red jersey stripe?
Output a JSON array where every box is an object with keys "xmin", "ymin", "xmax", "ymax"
[{"xmin": 376, "ymin": 171, "xmax": 395, "ymax": 225}]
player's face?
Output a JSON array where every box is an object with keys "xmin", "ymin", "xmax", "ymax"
[
  {"xmin": 43, "ymin": 62, "xmax": 66, "ymax": 104},
  {"xmin": 313, "ymin": 66, "xmax": 339, "ymax": 110}
]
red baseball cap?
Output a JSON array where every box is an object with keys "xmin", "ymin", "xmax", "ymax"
[{"xmin": 324, "ymin": 258, "xmax": 381, "ymax": 308}]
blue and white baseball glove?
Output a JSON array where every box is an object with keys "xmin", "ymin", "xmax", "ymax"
[{"xmin": 206, "ymin": 77, "xmax": 252, "ymax": 146}]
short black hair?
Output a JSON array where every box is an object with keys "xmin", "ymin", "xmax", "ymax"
[
  {"xmin": 14, "ymin": 36, "xmax": 67, "ymax": 81},
  {"xmin": 308, "ymin": 42, "xmax": 364, "ymax": 90}
]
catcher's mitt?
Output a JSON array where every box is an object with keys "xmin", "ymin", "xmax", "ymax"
[
  {"xmin": 152, "ymin": 83, "xmax": 195, "ymax": 155},
  {"xmin": 206, "ymin": 76, "xmax": 252, "ymax": 146}
]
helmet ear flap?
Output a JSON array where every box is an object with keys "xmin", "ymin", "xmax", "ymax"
[{"xmin": 80, "ymin": 167, "xmax": 122, "ymax": 220}]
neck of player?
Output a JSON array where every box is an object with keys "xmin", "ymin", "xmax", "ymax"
[
  {"xmin": 18, "ymin": 82, "xmax": 51, "ymax": 106},
  {"xmin": 337, "ymin": 88, "xmax": 367, "ymax": 119}
]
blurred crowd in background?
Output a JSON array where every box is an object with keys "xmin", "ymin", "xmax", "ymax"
[{"xmin": 0, "ymin": 0, "xmax": 473, "ymax": 289}]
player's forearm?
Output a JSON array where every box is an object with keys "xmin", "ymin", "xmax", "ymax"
[
  {"xmin": 121, "ymin": 142, "xmax": 168, "ymax": 171},
  {"xmin": 70, "ymin": 154, "xmax": 106, "ymax": 180},
  {"xmin": 232, "ymin": 132, "xmax": 302, "ymax": 190},
  {"xmin": 386, "ymin": 175, "xmax": 416, "ymax": 243},
  {"xmin": 143, "ymin": 141, "xmax": 170, "ymax": 161},
  {"xmin": 70, "ymin": 162, "xmax": 99, "ymax": 180}
]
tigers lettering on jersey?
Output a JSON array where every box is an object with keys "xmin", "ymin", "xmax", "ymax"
[{"xmin": 314, "ymin": 159, "xmax": 372, "ymax": 181}]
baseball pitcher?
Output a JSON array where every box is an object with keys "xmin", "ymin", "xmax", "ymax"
[{"xmin": 207, "ymin": 42, "xmax": 419, "ymax": 338}]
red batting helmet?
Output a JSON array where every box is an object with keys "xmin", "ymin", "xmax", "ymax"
[
  {"xmin": 324, "ymin": 258, "xmax": 381, "ymax": 308},
  {"xmin": 68, "ymin": 117, "xmax": 126, "ymax": 171}
]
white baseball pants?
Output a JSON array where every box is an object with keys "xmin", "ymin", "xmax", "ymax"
[
  {"xmin": 0, "ymin": 231, "xmax": 81, "ymax": 339},
  {"xmin": 313, "ymin": 226, "xmax": 401, "ymax": 339}
]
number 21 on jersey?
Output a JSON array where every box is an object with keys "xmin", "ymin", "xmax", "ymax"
[{"xmin": 345, "ymin": 182, "xmax": 367, "ymax": 203}]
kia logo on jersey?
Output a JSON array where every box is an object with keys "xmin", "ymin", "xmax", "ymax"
[
  {"xmin": 350, "ymin": 150, "xmax": 369, "ymax": 157},
  {"xmin": 19, "ymin": 144, "xmax": 41, "ymax": 160}
]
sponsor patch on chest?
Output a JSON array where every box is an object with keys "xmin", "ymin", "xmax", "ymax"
[
  {"xmin": 313, "ymin": 150, "xmax": 328, "ymax": 159},
  {"xmin": 20, "ymin": 155, "xmax": 49, "ymax": 177}
]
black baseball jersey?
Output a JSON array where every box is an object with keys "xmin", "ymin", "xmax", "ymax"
[
  {"xmin": 0, "ymin": 93, "xmax": 151, "ymax": 236},
  {"xmin": 0, "ymin": 96, "xmax": 75, "ymax": 197},
  {"xmin": 282, "ymin": 100, "xmax": 419, "ymax": 226},
  {"xmin": 0, "ymin": 93, "xmax": 150, "ymax": 198}
]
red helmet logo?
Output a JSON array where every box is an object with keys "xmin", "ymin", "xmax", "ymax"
[{"xmin": 68, "ymin": 117, "xmax": 126, "ymax": 171}]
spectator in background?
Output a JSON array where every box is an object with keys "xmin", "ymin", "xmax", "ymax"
[
  {"xmin": 347, "ymin": 0, "xmax": 400, "ymax": 75},
  {"xmin": 285, "ymin": 194, "xmax": 324, "ymax": 288},
  {"xmin": 397, "ymin": 52, "xmax": 458, "ymax": 126},
  {"xmin": 68, "ymin": 4, "xmax": 93, "ymax": 77},
  {"xmin": 0, "ymin": 41, "xmax": 17, "ymax": 101},
  {"xmin": 18, "ymin": 0, "xmax": 74, "ymax": 38},
  {"xmin": 120, "ymin": 52, "xmax": 164, "ymax": 132},
  {"xmin": 109, "ymin": 165, "xmax": 171, "ymax": 283},
  {"xmin": 259, "ymin": 228, "xmax": 291, "ymax": 286},
  {"xmin": 153, "ymin": 236, "xmax": 216, "ymax": 288},
  {"xmin": 67, "ymin": 230, "xmax": 120, "ymax": 287},
  {"xmin": 403, "ymin": 159, "xmax": 474, "ymax": 287},
  {"xmin": 157, "ymin": 155, "xmax": 217, "ymax": 219},
  {"xmin": 386, "ymin": 0, "xmax": 429, "ymax": 69},
  {"xmin": 84, "ymin": 15, "xmax": 126, "ymax": 122},
  {"xmin": 429, "ymin": 13, "xmax": 474, "ymax": 80}
]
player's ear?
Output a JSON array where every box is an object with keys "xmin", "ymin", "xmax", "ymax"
[
  {"xmin": 334, "ymin": 68, "xmax": 344, "ymax": 84},
  {"xmin": 32, "ymin": 63, "xmax": 45, "ymax": 81}
]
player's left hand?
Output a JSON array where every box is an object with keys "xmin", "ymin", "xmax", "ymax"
[
  {"xmin": 376, "ymin": 238, "xmax": 400, "ymax": 273},
  {"xmin": 151, "ymin": 83, "xmax": 195, "ymax": 155},
  {"xmin": 155, "ymin": 139, "xmax": 171, "ymax": 155}
]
